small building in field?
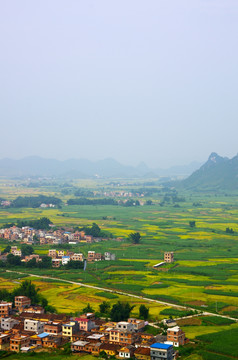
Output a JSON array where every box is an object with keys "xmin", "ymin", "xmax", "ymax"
[{"xmin": 164, "ymin": 252, "xmax": 174, "ymax": 263}]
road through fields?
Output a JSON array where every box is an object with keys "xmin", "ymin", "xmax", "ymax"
[{"xmin": 5, "ymin": 270, "xmax": 238, "ymax": 322}]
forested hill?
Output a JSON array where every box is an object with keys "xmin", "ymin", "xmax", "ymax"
[{"xmin": 179, "ymin": 152, "xmax": 238, "ymax": 190}]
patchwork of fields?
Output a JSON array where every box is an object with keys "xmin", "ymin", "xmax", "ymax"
[{"xmin": 0, "ymin": 179, "xmax": 238, "ymax": 359}]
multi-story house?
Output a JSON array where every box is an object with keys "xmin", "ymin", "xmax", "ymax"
[
  {"xmin": 164, "ymin": 252, "xmax": 174, "ymax": 263},
  {"xmin": 88, "ymin": 251, "xmax": 95, "ymax": 262},
  {"xmin": 86, "ymin": 235, "xmax": 93, "ymax": 243},
  {"xmin": 48, "ymin": 249, "xmax": 57, "ymax": 258},
  {"xmin": 71, "ymin": 253, "xmax": 83, "ymax": 261},
  {"xmin": 62, "ymin": 321, "xmax": 79, "ymax": 339},
  {"xmin": 24, "ymin": 254, "xmax": 41, "ymax": 263},
  {"xmin": 0, "ymin": 333, "xmax": 11, "ymax": 350},
  {"xmin": 104, "ymin": 252, "xmax": 116, "ymax": 261},
  {"xmin": 10, "ymin": 334, "xmax": 31, "ymax": 352},
  {"xmin": 116, "ymin": 322, "xmax": 134, "ymax": 332},
  {"xmin": 1, "ymin": 317, "xmax": 19, "ymax": 330},
  {"xmin": 15, "ymin": 296, "xmax": 31, "ymax": 312},
  {"xmin": 73, "ymin": 232, "xmax": 81, "ymax": 242},
  {"xmin": 42, "ymin": 335, "xmax": 65, "ymax": 349},
  {"xmin": 150, "ymin": 343, "xmax": 173, "ymax": 360},
  {"xmin": 24, "ymin": 319, "xmax": 45, "ymax": 334},
  {"xmin": 11, "ymin": 247, "xmax": 22, "ymax": 257},
  {"xmin": 0, "ymin": 302, "xmax": 12, "ymax": 317},
  {"xmin": 52, "ymin": 258, "xmax": 62, "ymax": 267},
  {"xmin": 40, "ymin": 237, "xmax": 47, "ymax": 245},
  {"xmin": 57, "ymin": 250, "xmax": 65, "ymax": 257},
  {"xmin": 62, "ymin": 256, "xmax": 70, "ymax": 265},
  {"xmin": 128, "ymin": 318, "xmax": 145, "ymax": 332},
  {"xmin": 95, "ymin": 253, "xmax": 103, "ymax": 261},
  {"xmin": 44, "ymin": 321, "xmax": 62, "ymax": 336},
  {"xmin": 75, "ymin": 317, "xmax": 95, "ymax": 332},
  {"xmin": 71, "ymin": 340, "xmax": 90, "ymax": 352},
  {"xmin": 166, "ymin": 326, "xmax": 186, "ymax": 347},
  {"xmin": 109, "ymin": 329, "xmax": 136, "ymax": 345}
]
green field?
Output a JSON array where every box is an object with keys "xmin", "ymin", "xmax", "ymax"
[{"xmin": 1, "ymin": 178, "xmax": 238, "ymax": 359}]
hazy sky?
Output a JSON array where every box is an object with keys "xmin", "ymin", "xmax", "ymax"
[{"xmin": 1, "ymin": 0, "xmax": 238, "ymax": 167}]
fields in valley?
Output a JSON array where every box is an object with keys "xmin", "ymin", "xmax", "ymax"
[{"xmin": 0, "ymin": 178, "xmax": 238, "ymax": 359}]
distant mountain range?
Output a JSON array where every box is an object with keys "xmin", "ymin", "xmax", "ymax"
[
  {"xmin": 179, "ymin": 152, "xmax": 238, "ymax": 190},
  {"xmin": 0, "ymin": 156, "xmax": 202, "ymax": 179}
]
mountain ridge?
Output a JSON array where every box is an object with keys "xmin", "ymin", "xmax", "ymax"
[
  {"xmin": 179, "ymin": 152, "xmax": 238, "ymax": 190},
  {"xmin": 0, "ymin": 156, "xmax": 201, "ymax": 178}
]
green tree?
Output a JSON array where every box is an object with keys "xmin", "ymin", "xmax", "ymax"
[
  {"xmin": 139, "ymin": 304, "xmax": 149, "ymax": 320},
  {"xmin": 21, "ymin": 244, "xmax": 34, "ymax": 256},
  {"xmin": 2, "ymin": 245, "xmax": 11, "ymax": 254},
  {"xmin": 189, "ymin": 221, "xmax": 196, "ymax": 228},
  {"xmin": 26, "ymin": 258, "xmax": 37, "ymax": 268},
  {"xmin": 13, "ymin": 280, "xmax": 40, "ymax": 304},
  {"xmin": 38, "ymin": 256, "xmax": 52, "ymax": 268},
  {"xmin": 82, "ymin": 303, "xmax": 94, "ymax": 313},
  {"xmin": 99, "ymin": 301, "xmax": 111, "ymax": 315},
  {"xmin": 128, "ymin": 232, "xmax": 141, "ymax": 244},
  {"xmin": 91, "ymin": 223, "xmax": 101, "ymax": 237},
  {"xmin": 7, "ymin": 254, "xmax": 21, "ymax": 266},
  {"xmin": 65, "ymin": 260, "xmax": 84, "ymax": 269},
  {"xmin": 110, "ymin": 301, "xmax": 134, "ymax": 322}
]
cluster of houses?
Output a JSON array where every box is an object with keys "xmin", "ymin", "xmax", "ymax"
[
  {"xmin": 49, "ymin": 249, "xmax": 116, "ymax": 268},
  {"xmin": 95, "ymin": 190, "xmax": 145, "ymax": 198},
  {"xmin": 0, "ymin": 297, "xmax": 188, "ymax": 359},
  {"xmin": 0, "ymin": 245, "xmax": 116, "ymax": 268},
  {"xmin": 0, "ymin": 225, "xmax": 117, "ymax": 246}
]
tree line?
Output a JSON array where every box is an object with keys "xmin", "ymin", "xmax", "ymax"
[
  {"xmin": 82, "ymin": 301, "xmax": 149, "ymax": 321},
  {"xmin": 11, "ymin": 195, "xmax": 62, "ymax": 208},
  {"xmin": 1, "ymin": 217, "xmax": 51, "ymax": 230}
]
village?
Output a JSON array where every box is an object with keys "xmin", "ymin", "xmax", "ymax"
[
  {"xmin": 0, "ymin": 294, "xmax": 188, "ymax": 359},
  {"xmin": 0, "ymin": 224, "xmax": 117, "ymax": 267}
]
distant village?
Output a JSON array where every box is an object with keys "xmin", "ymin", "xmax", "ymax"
[
  {"xmin": 0, "ymin": 295, "xmax": 188, "ymax": 358},
  {"xmin": 0, "ymin": 225, "xmax": 117, "ymax": 267}
]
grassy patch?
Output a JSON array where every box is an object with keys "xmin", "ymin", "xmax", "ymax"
[
  {"xmin": 197, "ymin": 327, "xmax": 238, "ymax": 357},
  {"xmin": 95, "ymin": 291, "xmax": 119, "ymax": 299}
]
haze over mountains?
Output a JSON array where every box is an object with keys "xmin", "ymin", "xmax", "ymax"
[
  {"xmin": 1, "ymin": 153, "xmax": 238, "ymax": 190},
  {"xmin": 0, "ymin": 156, "xmax": 201, "ymax": 179},
  {"xmin": 179, "ymin": 152, "xmax": 238, "ymax": 190}
]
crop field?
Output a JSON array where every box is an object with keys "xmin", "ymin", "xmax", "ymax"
[{"xmin": 1, "ymin": 179, "xmax": 238, "ymax": 358}]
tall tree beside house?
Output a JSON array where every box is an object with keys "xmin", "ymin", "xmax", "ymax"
[
  {"xmin": 99, "ymin": 301, "xmax": 111, "ymax": 315},
  {"xmin": 82, "ymin": 303, "xmax": 94, "ymax": 313},
  {"xmin": 139, "ymin": 304, "xmax": 149, "ymax": 320},
  {"xmin": 12, "ymin": 280, "xmax": 40, "ymax": 304},
  {"xmin": 110, "ymin": 301, "xmax": 134, "ymax": 322}
]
